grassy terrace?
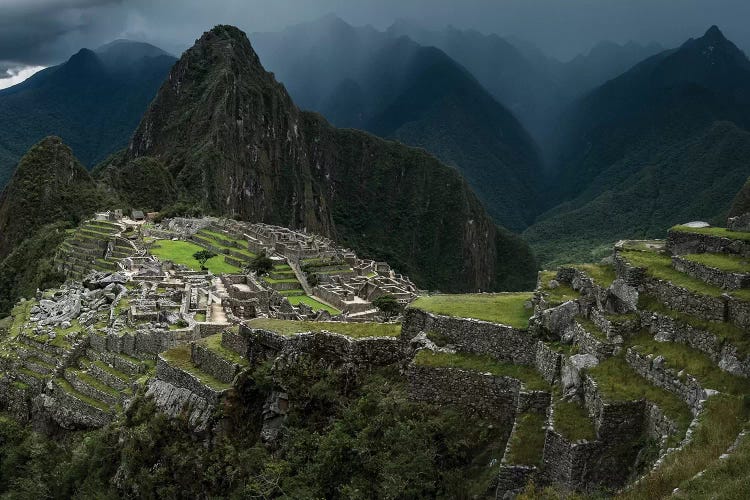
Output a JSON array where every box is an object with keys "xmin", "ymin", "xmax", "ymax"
[
  {"xmin": 619, "ymin": 250, "xmax": 750, "ymax": 301},
  {"xmin": 675, "ymin": 422, "xmax": 750, "ymax": 499},
  {"xmin": 161, "ymin": 345, "xmax": 231, "ymax": 391},
  {"xmin": 196, "ymin": 230, "xmax": 256, "ymax": 258},
  {"xmin": 683, "ymin": 252, "xmax": 750, "ymax": 274},
  {"xmin": 150, "ymin": 240, "xmax": 241, "ymax": 274},
  {"xmin": 618, "ymin": 395, "xmax": 748, "ymax": 499},
  {"xmin": 197, "ymin": 333, "xmax": 248, "ymax": 366},
  {"xmin": 671, "ymin": 225, "xmax": 750, "ymax": 242},
  {"xmin": 575, "ymin": 316, "xmax": 608, "ymax": 342},
  {"xmin": 572, "ymin": 263, "xmax": 617, "ymax": 287},
  {"xmin": 587, "ymin": 356, "xmax": 693, "ymax": 439},
  {"xmin": 628, "ymin": 333, "xmax": 750, "ymax": 395},
  {"xmin": 54, "ymin": 379, "xmax": 110, "ymax": 411},
  {"xmin": 539, "ymin": 270, "xmax": 580, "ymax": 307},
  {"xmin": 553, "ymin": 396, "xmax": 597, "ymax": 442},
  {"xmin": 409, "ymin": 293, "xmax": 533, "ymax": 329},
  {"xmin": 505, "ymin": 413, "xmax": 547, "ymax": 466},
  {"xmin": 286, "ymin": 295, "xmax": 342, "ymax": 315},
  {"xmin": 413, "ymin": 351, "xmax": 550, "ymax": 391},
  {"xmin": 245, "ymin": 318, "xmax": 400, "ymax": 338},
  {"xmin": 638, "ymin": 294, "xmax": 750, "ymax": 356}
]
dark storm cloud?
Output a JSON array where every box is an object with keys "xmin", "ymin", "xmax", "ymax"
[{"xmin": 2, "ymin": 0, "xmax": 750, "ymax": 67}]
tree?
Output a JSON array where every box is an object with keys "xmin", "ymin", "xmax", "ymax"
[
  {"xmin": 373, "ymin": 294, "xmax": 403, "ymax": 320},
  {"xmin": 193, "ymin": 250, "xmax": 217, "ymax": 271},
  {"xmin": 248, "ymin": 251, "xmax": 273, "ymax": 275}
]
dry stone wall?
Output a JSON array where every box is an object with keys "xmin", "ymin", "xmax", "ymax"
[
  {"xmin": 672, "ymin": 255, "xmax": 750, "ymax": 290},
  {"xmin": 667, "ymin": 229, "xmax": 750, "ymax": 257},
  {"xmin": 402, "ymin": 309, "xmax": 538, "ymax": 365}
]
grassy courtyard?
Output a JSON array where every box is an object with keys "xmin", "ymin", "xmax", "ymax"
[
  {"xmin": 286, "ymin": 295, "xmax": 342, "ymax": 315},
  {"xmin": 409, "ymin": 293, "xmax": 533, "ymax": 329},
  {"xmin": 150, "ymin": 240, "xmax": 241, "ymax": 274}
]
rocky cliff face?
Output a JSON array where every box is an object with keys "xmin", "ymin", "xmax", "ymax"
[{"xmin": 108, "ymin": 25, "xmax": 535, "ymax": 292}]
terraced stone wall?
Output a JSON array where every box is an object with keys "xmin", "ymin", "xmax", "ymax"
[
  {"xmin": 672, "ymin": 256, "xmax": 750, "ymax": 290},
  {"xmin": 406, "ymin": 364, "xmax": 526, "ymax": 423},
  {"xmin": 401, "ymin": 309, "xmax": 538, "ymax": 365},
  {"xmin": 667, "ymin": 230, "xmax": 750, "ymax": 257},
  {"xmin": 238, "ymin": 325, "xmax": 406, "ymax": 369}
]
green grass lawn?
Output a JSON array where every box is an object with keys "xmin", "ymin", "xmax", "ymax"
[
  {"xmin": 286, "ymin": 295, "xmax": 342, "ymax": 315},
  {"xmin": 505, "ymin": 413, "xmax": 547, "ymax": 466},
  {"xmin": 150, "ymin": 240, "xmax": 241, "ymax": 274},
  {"xmin": 571, "ymin": 263, "xmax": 617, "ymax": 287},
  {"xmin": 245, "ymin": 318, "xmax": 400, "ymax": 338},
  {"xmin": 413, "ymin": 350, "xmax": 550, "ymax": 391},
  {"xmin": 683, "ymin": 253, "xmax": 750, "ymax": 274},
  {"xmin": 553, "ymin": 396, "xmax": 597, "ymax": 442},
  {"xmin": 410, "ymin": 293, "xmax": 533, "ymax": 329},
  {"xmin": 671, "ymin": 225, "xmax": 750, "ymax": 241},
  {"xmin": 588, "ymin": 356, "xmax": 693, "ymax": 442}
]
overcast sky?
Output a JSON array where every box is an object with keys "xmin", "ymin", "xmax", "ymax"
[{"xmin": 2, "ymin": 0, "xmax": 750, "ymax": 87}]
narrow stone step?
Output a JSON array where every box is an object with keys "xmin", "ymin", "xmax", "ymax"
[{"xmin": 64, "ymin": 369, "xmax": 121, "ymax": 406}]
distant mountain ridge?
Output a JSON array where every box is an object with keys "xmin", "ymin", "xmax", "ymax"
[
  {"xmin": 100, "ymin": 25, "xmax": 537, "ymax": 292},
  {"xmin": 252, "ymin": 16, "xmax": 544, "ymax": 230},
  {"xmin": 0, "ymin": 40, "xmax": 176, "ymax": 187}
]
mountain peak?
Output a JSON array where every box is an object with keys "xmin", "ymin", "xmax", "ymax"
[{"xmin": 704, "ymin": 25, "xmax": 726, "ymax": 41}]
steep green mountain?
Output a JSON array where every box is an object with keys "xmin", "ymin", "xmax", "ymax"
[
  {"xmin": 253, "ymin": 16, "xmax": 544, "ymax": 230},
  {"xmin": 526, "ymin": 26, "xmax": 750, "ymax": 265},
  {"xmin": 0, "ymin": 40, "xmax": 176, "ymax": 187},
  {"xmin": 729, "ymin": 176, "xmax": 750, "ymax": 218},
  {"xmin": 0, "ymin": 137, "xmax": 105, "ymax": 258},
  {"xmin": 102, "ymin": 25, "xmax": 537, "ymax": 292},
  {"xmin": 527, "ymin": 122, "xmax": 750, "ymax": 265},
  {"xmin": 0, "ymin": 137, "xmax": 108, "ymax": 313}
]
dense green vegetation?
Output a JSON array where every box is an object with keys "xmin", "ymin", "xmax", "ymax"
[
  {"xmin": 0, "ymin": 137, "xmax": 108, "ymax": 259},
  {"xmin": 410, "ymin": 292, "xmax": 533, "ymax": 328},
  {"xmin": 0, "ymin": 222, "xmax": 69, "ymax": 315},
  {"xmin": 245, "ymin": 318, "xmax": 400, "ymax": 338},
  {"xmin": 0, "ymin": 363, "xmax": 511, "ymax": 498},
  {"xmin": 728, "ymin": 176, "xmax": 750, "ymax": 218}
]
